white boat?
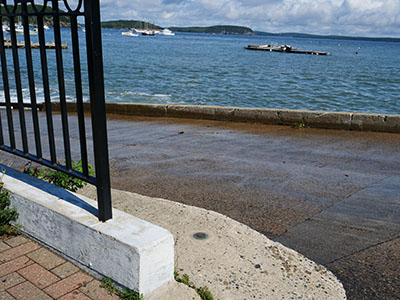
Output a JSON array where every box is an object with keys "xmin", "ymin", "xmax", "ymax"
[
  {"xmin": 43, "ymin": 25, "xmax": 50, "ymax": 30},
  {"xmin": 5, "ymin": 24, "xmax": 36, "ymax": 35},
  {"xmin": 6, "ymin": 24, "xmax": 24, "ymax": 34},
  {"xmin": 158, "ymin": 28, "xmax": 175, "ymax": 36},
  {"xmin": 122, "ymin": 30, "xmax": 139, "ymax": 37}
]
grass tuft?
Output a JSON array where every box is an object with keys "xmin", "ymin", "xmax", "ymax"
[
  {"xmin": 0, "ymin": 170, "xmax": 21, "ymax": 236},
  {"xmin": 175, "ymin": 270, "xmax": 215, "ymax": 300},
  {"xmin": 101, "ymin": 277, "xmax": 144, "ymax": 300}
]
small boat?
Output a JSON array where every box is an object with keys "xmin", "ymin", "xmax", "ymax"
[
  {"xmin": 6, "ymin": 24, "xmax": 24, "ymax": 34},
  {"xmin": 43, "ymin": 25, "xmax": 50, "ymax": 30},
  {"xmin": 122, "ymin": 30, "xmax": 139, "ymax": 37},
  {"xmin": 158, "ymin": 28, "xmax": 175, "ymax": 36},
  {"xmin": 141, "ymin": 30, "xmax": 155, "ymax": 36},
  {"xmin": 4, "ymin": 24, "xmax": 37, "ymax": 35}
]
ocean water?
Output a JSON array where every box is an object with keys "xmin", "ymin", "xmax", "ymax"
[{"xmin": 2, "ymin": 28, "xmax": 400, "ymax": 115}]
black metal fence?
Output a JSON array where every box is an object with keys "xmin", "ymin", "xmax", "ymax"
[{"xmin": 0, "ymin": 0, "xmax": 112, "ymax": 221}]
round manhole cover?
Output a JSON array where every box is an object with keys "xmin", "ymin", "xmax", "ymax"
[{"xmin": 192, "ymin": 232, "xmax": 209, "ymax": 240}]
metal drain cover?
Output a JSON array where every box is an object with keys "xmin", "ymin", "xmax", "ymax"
[{"xmin": 192, "ymin": 232, "xmax": 209, "ymax": 240}]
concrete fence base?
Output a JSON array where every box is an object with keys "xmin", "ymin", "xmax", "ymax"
[
  {"xmin": 1, "ymin": 165, "xmax": 174, "ymax": 296},
  {"xmin": 48, "ymin": 102, "xmax": 400, "ymax": 134}
]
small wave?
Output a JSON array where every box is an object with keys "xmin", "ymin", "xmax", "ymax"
[
  {"xmin": 0, "ymin": 88, "xmax": 88, "ymax": 103},
  {"xmin": 105, "ymin": 90, "xmax": 171, "ymax": 100}
]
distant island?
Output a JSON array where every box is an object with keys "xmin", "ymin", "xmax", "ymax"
[
  {"xmin": 101, "ymin": 20, "xmax": 161, "ymax": 30},
  {"xmin": 1, "ymin": 4, "xmax": 69, "ymax": 26},
  {"xmin": 169, "ymin": 25, "xmax": 254, "ymax": 35},
  {"xmin": 101, "ymin": 20, "xmax": 253, "ymax": 35}
]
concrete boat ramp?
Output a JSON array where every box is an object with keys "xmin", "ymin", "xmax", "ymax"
[{"xmin": 1, "ymin": 106, "xmax": 399, "ymax": 299}]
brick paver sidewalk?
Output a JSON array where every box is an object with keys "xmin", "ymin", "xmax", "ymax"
[{"xmin": 0, "ymin": 234, "xmax": 119, "ymax": 300}]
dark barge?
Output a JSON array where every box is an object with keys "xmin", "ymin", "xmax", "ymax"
[{"xmin": 245, "ymin": 44, "xmax": 331, "ymax": 56}]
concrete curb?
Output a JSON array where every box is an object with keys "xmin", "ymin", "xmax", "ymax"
[
  {"xmin": 0, "ymin": 165, "xmax": 174, "ymax": 296},
  {"xmin": 79, "ymin": 185, "xmax": 348, "ymax": 300},
  {"xmin": 48, "ymin": 102, "xmax": 400, "ymax": 133}
]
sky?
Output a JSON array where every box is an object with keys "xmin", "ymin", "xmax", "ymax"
[{"xmin": 97, "ymin": 0, "xmax": 400, "ymax": 37}]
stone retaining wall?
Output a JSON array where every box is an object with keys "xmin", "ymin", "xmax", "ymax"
[{"xmin": 49, "ymin": 102, "xmax": 400, "ymax": 133}]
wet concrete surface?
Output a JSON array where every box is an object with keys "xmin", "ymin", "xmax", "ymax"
[{"xmin": 1, "ymin": 111, "xmax": 400, "ymax": 299}]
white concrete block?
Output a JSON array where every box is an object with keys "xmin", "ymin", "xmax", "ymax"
[{"xmin": 0, "ymin": 165, "xmax": 174, "ymax": 296}]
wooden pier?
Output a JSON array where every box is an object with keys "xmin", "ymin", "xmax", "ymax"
[
  {"xmin": 245, "ymin": 44, "xmax": 331, "ymax": 56},
  {"xmin": 2, "ymin": 39, "xmax": 68, "ymax": 50}
]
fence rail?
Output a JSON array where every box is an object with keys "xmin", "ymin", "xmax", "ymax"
[{"xmin": 0, "ymin": 0, "xmax": 112, "ymax": 221}]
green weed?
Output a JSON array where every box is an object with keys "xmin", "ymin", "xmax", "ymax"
[
  {"xmin": 101, "ymin": 277, "xmax": 144, "ymax": 300},
  {"xmin": 25, "ymin": 160, "xmax": 94, "ymax": 192},
  {"xmin": 175, "ymin": 270, "xmax": 215, "ymax": 300},
  {"xmin": 293, "ymin": 122, "xmax": 306, "ymax": 128},
  {"xmin": 0, "ymin": 170, "xmax": 21, "ymax": 235}
]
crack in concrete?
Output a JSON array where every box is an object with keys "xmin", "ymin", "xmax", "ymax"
[{"xmin": 326, "ymin": 235, "xmax": 400, "ymax": 265}]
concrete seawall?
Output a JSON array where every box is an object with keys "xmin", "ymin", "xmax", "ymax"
[{"xmin": 49, "ymin": 102, "xmax": 400, "ymax": 133}]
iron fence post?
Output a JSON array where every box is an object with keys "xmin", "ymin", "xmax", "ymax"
[{"xmin": 84, "ymin": 0, "xmax": 112, "ymax": 221}]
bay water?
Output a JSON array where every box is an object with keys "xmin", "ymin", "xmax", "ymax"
[{"xmin": 2, "ymin": 28, "xmax": 400, "ymax": 115}]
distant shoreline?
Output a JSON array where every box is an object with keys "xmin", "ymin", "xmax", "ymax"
[
  {"xmin": 101, "ymin": 20, "xmax": 400, "ymax": 42},
  {"xmin": 254, "ymin": 31, "xmax": 400, "ymax": 43}
]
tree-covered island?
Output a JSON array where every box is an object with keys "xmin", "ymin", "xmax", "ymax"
[{"xmin": 101, "ymin": 20, "xmax": 254, "ymax": 35}]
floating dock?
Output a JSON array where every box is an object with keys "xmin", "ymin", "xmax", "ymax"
[
  {"xmin": 245, "ymin": 44, "xmax": 331, "ymax": 56},
  {"xmin": 2, "ymin": 39, "xmax": 68, "ymax": 49}
]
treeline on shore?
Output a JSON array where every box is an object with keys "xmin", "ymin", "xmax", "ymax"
[
  {"xmin": 169, "ymin": 25, "xmax": 254, "ymax": 35},
  {"xmin": 101, "ymin": 20, "xmax": 161, "ymax": 30},
  {"xmin": 101, "ymin": 20, "xmax": 253, "ymax": 35},
  {"xmin": 0, "ymin": 5, "xmax": 69, "ymax": 26},
  {"xmin": 101, "ymin": 19, "xmax": 399, "ymax": 42}
]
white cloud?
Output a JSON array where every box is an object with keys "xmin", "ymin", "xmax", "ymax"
[{"xmin": 99, "ymin": 0, "xmax": 400, "ymax": 37}]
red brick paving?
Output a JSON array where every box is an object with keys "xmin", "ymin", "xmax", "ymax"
[
  {"xmin": 79, "ymin": 280, "xmax": 120, "ymax": 300},
  {"xmin": 51, "ymin": 262, "xmax": 79, "ymax": 279},
  {"xmin": 0, "ymin": 291, "xmax": 16, "ymax": 300},
  {"xmin": 0, "ymin": 234, "xmax": 122, "ymax": 299},
  {"xmin": 58, "ymin": 290, "xmax": 93, "ymax": 300},
  {"xmin": 0, "ymin": 256, "xmax": 33, "ymax": 278},
  {"xmin": 0, "ymin": 273, "xmax": 25, "ymax": 292},
  {"xmin": 3, "ymin": 236, "xmax": 29, "ymax": 248},
  {"xmin": 27, "ymin": 247, "xmax": 66, "ymax": 270},
  {"xmin": 44, "ymin": 272, "xmax": 93, "ymax": 299},
  {"xmin": 18, "ymin": 263, "xmax": 59, "ymax": 288},
  {"xmin": 0, "ymin": 242, "xmax": 10, "ymax": 252},
  {"xmin": 7, "ymin": 281, "xmax": 53, "ymax": 300},
  {"xmin": 0, "ymin": 242, "xmax": 40, "ymax": 262}
]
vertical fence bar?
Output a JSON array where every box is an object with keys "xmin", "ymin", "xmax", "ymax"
[
  {"xmin": 9, "ymin": 16, "xmax": 29, "ymax": 154},
  {"xmin": 21, "ymin": 3, "xmax": 42, "ymax": 159},
  {"xmin": 52, "ymin": 0, "xmax": 72, "ymax": 170},
  {"xmin": 0, "ymin": 107, "xmax": 3, "ymax": 146},
  {"xmin": 37, "ymin": 14, "xmax": 57, "ymax": 164},
  {"xmin": 0, "ymin": 17, "xmax": 3, "ymax": 146},
  {"xmin": 70, "ymin": 15, "xmax": 89, "ymax": 177},
  {"xmin": 84, "ymin": 0, "xmax": 112, "ymax": 221},
  {"xmin": 0, "ymin": 16, "xmax": 15, "ymax": 149}
]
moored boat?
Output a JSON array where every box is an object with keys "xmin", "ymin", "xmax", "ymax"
[
  {"xmin": 141, "ymin": 29, "xmax": 155, "ymax": 36},
  {"xmin": 5, "ymin": 24, "xmax": 37, "ymax": 35},
  {"xmin": 158, "ymin": 28, "xmax": 175, "ymax": 36},
  {"xmin": 122, "ymin": 29, "xmax": 139, "ymax": 37}
]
